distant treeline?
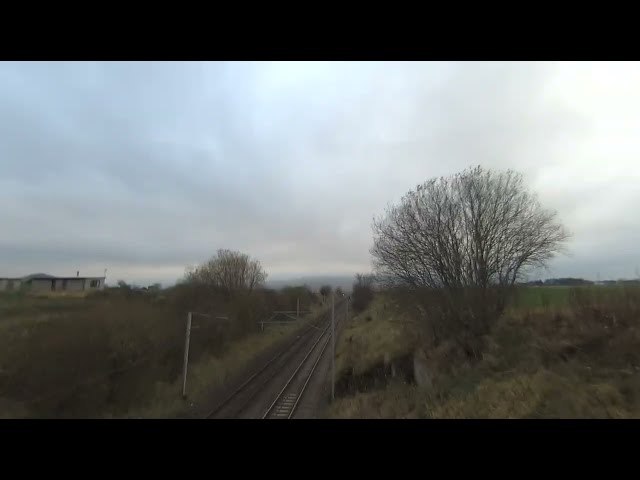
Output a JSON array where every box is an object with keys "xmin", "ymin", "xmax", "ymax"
[{"xmin": 521, "ymin": 278, "xmax": 640, "ymax": 287}]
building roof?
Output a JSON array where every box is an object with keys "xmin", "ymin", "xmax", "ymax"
[
  {"xmin": 22, "ymin": 273, "xmax": 57, "ymax": 281},
  {"xmin": 2, "ymin": 273, "xmax": 106, "ymax": 281},
  {"xmin": 26, "ymin": 276, "xmax": 105, "ymax": 281}
]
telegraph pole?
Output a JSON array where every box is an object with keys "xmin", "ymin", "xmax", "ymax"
[
  {"xmin": 182, "ymin": 312, "xmax": 192, "ymax": 398},
  {"xmin": 331, "ymin": 292, "xmax": 335, "ymax": 402},
  {"xmin": 182, "ymin": 311, "xmax": 229, "ymax": 398}
]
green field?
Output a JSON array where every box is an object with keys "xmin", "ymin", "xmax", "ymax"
[{"xmin": 510, "ymin": 285, "xmax": 640, "ymax": 310}]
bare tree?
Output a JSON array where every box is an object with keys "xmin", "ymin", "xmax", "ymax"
[
  {"xmin": 184, "ymin": 249, "xmax": 267, "ymax": 294},
  {"xmin": 355, "ymin": 273, "xmax": 376, "ymax": 288},
  {"xmin": 371, "ymin": 166, "xmax": 569, "ymax": 354}
]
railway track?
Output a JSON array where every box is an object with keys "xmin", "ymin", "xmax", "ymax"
[
  {"xmin": 261, "ymin": 322, "xmax": 331, "ymax": 419},
  {"xmin": 205, "ymin": 300, "xmax": 344, "ymax": 419}
]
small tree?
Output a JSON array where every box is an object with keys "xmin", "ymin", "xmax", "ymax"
[
  {"xmin": 371, "ymin": 166, "xmax": 569, "ymax": 356},
  {"xmin": 184, "ymin": 249, "xmax": 267, "ymax": 295},
  {"xmin": 319, "ymin": 285, "xmax": 332, "ymax": 300},
  {"xmin": 336, "ymin": 287, "xmax": 344, "ymax": 297}
]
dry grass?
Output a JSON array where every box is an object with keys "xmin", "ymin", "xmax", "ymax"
[
  {"xmin": 428, "ymin": 370, "xmax": 632, "ymax": 419},
  {"xmin": 126, "ymin": 321, "xmax": 308, "ymax": 418},
  {"xmin": 336, "ymin": 294, "xmax": 416, "ymax": 378},
  {"xmin": 328, "ymin": 380, "xmax": 427, "ymax": 419},
  {"xmin": 328, "ymin": 286, "xmax": 640, "ymax": 419}
]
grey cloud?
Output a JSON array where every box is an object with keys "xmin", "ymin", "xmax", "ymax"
[{"xmin": 1, "ymin": 62, "xmax": 639, "ymax": 284}]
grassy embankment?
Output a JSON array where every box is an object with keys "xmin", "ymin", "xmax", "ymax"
[
  {"xmin": 0, "ymin": 287, "xmax": 323, "ymax": 418},
  {"xmin": 328, "ymin": 285, "xmax": 640, "ymax": 418}
]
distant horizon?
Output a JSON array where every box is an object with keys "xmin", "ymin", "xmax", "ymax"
[
  {"xmin": 94, "ymin": 272, "xmax": 640, "ymax": 289},
  {"xmin": 4, "ymin": 268, "xmax": 640, "ymax": 289}
]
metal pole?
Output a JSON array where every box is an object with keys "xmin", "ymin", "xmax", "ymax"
[
  {"xmin": 331, "ymin": 293, "xmax": 335, "ymax": 402},
  {"xmin": 181, "ymin": 312, "xmax": 192, "ymax": 398}
]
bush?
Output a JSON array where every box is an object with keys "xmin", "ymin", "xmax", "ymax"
[
  {"xmin": 351, "ymin": 274, "xmax": 374, "ymax": 314},
  {"xmin": 0, "ymin": 281, "xmax": 322, "ymax": 418}
]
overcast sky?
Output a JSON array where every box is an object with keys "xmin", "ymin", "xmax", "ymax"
[{"xmin": 1, "ymin": 61, "xmax": 639, "ymax": 285}]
